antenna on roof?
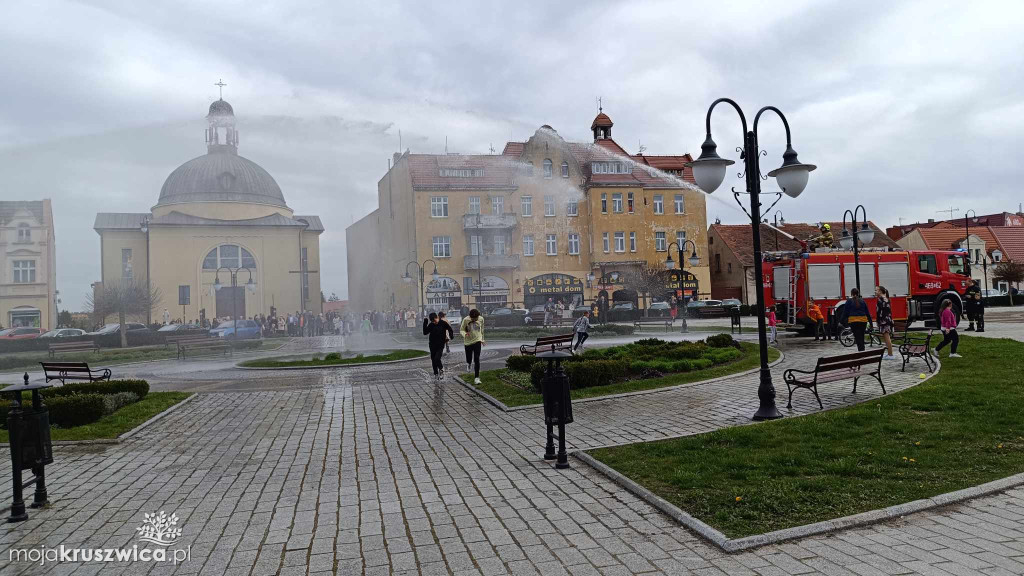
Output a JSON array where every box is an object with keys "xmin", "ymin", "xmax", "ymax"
[
  {"xmin": 598, "ymin": 96, "xmax": 603, "ymax": 113},
  {"xmin": 398, "ymin": 129, "xmax": 402, "ymax": 154},
  {"xmin": 489, "ymin": 143, "xmax": 495, "ymax": 154},
  {"xmin": 445, "ymin": 136, "xmax": 448, "ymax": 155},
  {"xmin": 638, "ymin": 140, "xmax": 646, "ymax": 155},
  {"xmin": 937, "ymin": 206, "xmax": 960, "ymax": 220}
]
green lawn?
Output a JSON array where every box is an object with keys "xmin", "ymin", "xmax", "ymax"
[
  {"xmin": 589, "ymin": 336, "xmax": 1024, "ymax": 538},
  {"xmin": 0, "ymin": 391, "xmax": 192, "ymax": 442},
  {"xmin": 239, "ymin": 348, "xmax": 427, "ymax": 368},
  {"xmin": 467, "ymin": 342, "xmax": 779, "ymax": 407},
  {"xmin": 0, "ymin": 340, "xmax": 281, "ymax": 372}
]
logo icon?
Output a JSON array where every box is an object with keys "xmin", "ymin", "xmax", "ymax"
[{"xmin": 136, "ymin": 511, "xmax": 182, "ymax": 547}]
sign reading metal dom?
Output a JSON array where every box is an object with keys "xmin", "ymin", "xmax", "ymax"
[
  {"xmin": 663, "ymin": 270, "xmax": 699, "ymax": 300},
  {"xmin": 525, "ymin": 273, "xmax": 584, "ymax": 307}
]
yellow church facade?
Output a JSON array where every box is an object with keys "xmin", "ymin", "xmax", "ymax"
[{"xmin": 94, "ymin": 97, "xmax": 323, "ymax": 324}]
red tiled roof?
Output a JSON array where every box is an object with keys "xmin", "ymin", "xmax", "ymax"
[
  {"xmin": 990, "ymin": 226, "xmax": 1024, "ymax": 262},
  {"xmin": 407, "ymin": 154, "xmax": 517, "ymax": 190},
  {"xmin": 591, "ymin": 112, "xmax": 613, "ymax": 129},
  {"xmin": 914, "ymin": 226, "xmax": 1002, "ymax": 253},
  {"xmin": 711, "ymin": 221, "xmax": 898, "ymax": 267},
  {"xmin": 502, "ymin": 142, "xmax": 524, "ymax": 156}
]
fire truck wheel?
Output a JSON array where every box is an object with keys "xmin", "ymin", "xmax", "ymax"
[{"xmin": 935, "ymin": 293, "xmax": 962, "ymax": 327}]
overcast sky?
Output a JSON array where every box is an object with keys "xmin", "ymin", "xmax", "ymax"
[{"xmin": 2, "ymin": 0, "xmax": 1022, "ymax": 309}]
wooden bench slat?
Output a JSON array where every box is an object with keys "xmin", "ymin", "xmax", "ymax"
[
  {"xmin": 783, "ymin": 349, "xmax": 885, "ymax": 409},
  {"xmin": 520, "ymin": 333, "xmax": 575, "ymax": 356},
  {"xmin": 40, "ymin": 361, "xmax": 111, "ymax": 384}
]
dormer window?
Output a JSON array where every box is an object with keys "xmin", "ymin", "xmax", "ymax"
[{"xmin": 16, "ymin": 224, "xmax": 30, "ymax": 243}]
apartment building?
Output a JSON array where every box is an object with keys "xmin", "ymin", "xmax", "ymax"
[{"xmin": 1, "ymin": 200, "xmax": 57, "ymax": 329}]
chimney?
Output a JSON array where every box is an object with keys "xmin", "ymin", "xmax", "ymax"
[{"xmin": 927, "ymin": 218, "xmax": 934, "ymax": 224}]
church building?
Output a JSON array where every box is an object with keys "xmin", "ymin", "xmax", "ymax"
[{"xmin": 94, "ymin": 95, "xmax": 323, "ymax": 324}]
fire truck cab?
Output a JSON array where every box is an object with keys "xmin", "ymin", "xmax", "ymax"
[{"xmin": 763, "ymin": 248, "xmax": 970, "ymax": 330}]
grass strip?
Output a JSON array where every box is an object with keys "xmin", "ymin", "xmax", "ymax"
[
  {"xmin": 239, "ymin": 348, "xmax": 427, "ymax": 368},
  {"xmin": 467, "ymin": 342, "xmax": 778, "ymax": 407},
  {"xmin": 0, "ymin": 391, "xmax": 192, "ymax": 442},
  {"xmin": 588, "ymin": 336, "xmax": 1024, "ymax": 538}
]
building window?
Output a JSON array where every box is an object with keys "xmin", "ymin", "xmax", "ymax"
[
  {"xmin": 121, "ymin": 248, "xmax": 133, "ymax": 279},
  {"xmin": 601, "ymin": 193, "xmax": 607, "ymax": 213},
  {"xmin": 653, "ymin": 195, "xmax": 664, "ymax": 214},
  {"xmin": 614, "ymin": 232, "xmax": 625, "ymax": 253},
  {"xmin": 470, "ymin": 235, "xmax": 481, "ymax": 256},
  {"xmin": 491, "ymin": 196, "xmax": 504, "ymax": 214},
  {"xmin": 655, "ymin": 231, "xmax": 667, "ymax": 251},
  {"xmin": 716, "ymin": 253, "xmax": 722, "ymax": 273},
  {"xmin": 627, "ymin": 192, "xmax": 634, "ymax": 213},
  {"xmin": 203, "ymin": 245, "xmax": 257, "ymax": 270},
  {"xmin": 521, "ymin": 195, "xmax": 532, "ymax": 217},
  {"xmin": 523, "ymin": 235, "xmax": 534, "ymax": 256},
  {"xmin": 546, "ymin": 234, "xmax": 557, "ymax": 256},
  {"xmin": 602, "ymin": 232, "xmax": 610, "ymax": 253},
  {"xmin": 674, "ymin": 194, "xmax": 684, "ymax": 214},
  {"xmin": 12, "ymin": 260, "xmax": 35, "ymax": 284},
  {"xmin": 728, "ymin": 263, "xmax": 732, "ymax": 273},
  {"xmin": 430, "ymin": 196, "xmax": 448, "ymax": 217},
  {"xmin": 495, "ymin": 235, "xmax": 506, "ymax": 254},
  {"xmin": 561, "ymin": 161, "xmax": 569, "ymax": 178},
  {"xmin": 432, "ymin": 236, "xmax": 452, "ymax": 258},
  {"xmin": 568, "ymin": 233, "xmax": 580, "ymax": 255},
  {"xmin": 468, "ymin": 196, "xmax": 480, "ymax": 214},
  {"xmin": 544, "ymin": 195, "xmax": 555, "ymax": 217},
  {"xmin": 612, "ymin": 193, "xmax": 623, "ymax": 213},
  {"xmin": 676, "ymin": 230, "xmax": 687, "ymax": 250},
  {"xmin": 439, "ymin": 168, "xmax": 484, "ymax": 177},
  {"xmin": 592, "ymin": 162, "xmax": 630, "ymax": 174},
  {"xmin": 567, "ymin": 200, "xmax": 578, "ymax": 216},
  {"xmin": 543, "ymin": 159, "xmax": 553, "ymax": 178},
  {"xmin": 16, "ymin": 224, "xmax": 31, "ymax": 243},
  {"xmin": 629, "ymin": 232, "xmax": 636, "ymax": 252}
]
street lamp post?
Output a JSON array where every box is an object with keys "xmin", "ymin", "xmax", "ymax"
[
  {"xmin": 963, "ymin": 209, "xmax": 978, "ymax": 277},
  {"xmin": 839, "ymin": 206, "xmax": 875, "ymax": 294},
  {"xmin": 140, "ymin": 217, "xmax": 151, "ymax": 325},
  {"xmin": 403, "ymin": 259, "xmax": 439, "ymax": 317},
  {"xmin": 665, "ymin": 240, "xmax": 700, "ymax": 333},
  {"xmin": 687, "ymin": 98, "xmax": 816, "ymax": 421},
  {"xmin": 214, "ymin": 266, "xmax": 255, "ymax": 340}
]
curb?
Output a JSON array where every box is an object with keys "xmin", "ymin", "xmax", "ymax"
[
  {"xmin": 39, "ymin": 393, "xmax": 198, "ymax": 447},
  {"xmin": 574, "ymin": 450, "xmax": 1024, "ymax": 552},
  {"xmin": 457, "ymin": 345, "xmax": 785, "ymax": 413},
  {"xmin": 235, "ymin": 351, "xmax": 429, "ymax": 370}
]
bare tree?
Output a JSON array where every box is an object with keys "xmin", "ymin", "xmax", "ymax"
[
  {"xmin": 621, "ymin": 265, "xmax": 664, "ymax": 315},
  {"xmin": 86, "ymin": 279, "xmax": 162, "ymax": 347},
  {"xmin": 993, "ymin": 260, "xmax": 1024, "ymax": 305}
]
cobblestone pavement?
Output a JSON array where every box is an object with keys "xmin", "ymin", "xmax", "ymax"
[{"xmin": 2, "ymin": 339, "xmax": 1023, "ymax": 575}]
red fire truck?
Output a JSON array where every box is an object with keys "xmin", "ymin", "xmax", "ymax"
[{"xmin": 762, "ymin": 246, "xmax": 971, "ymax": 331}]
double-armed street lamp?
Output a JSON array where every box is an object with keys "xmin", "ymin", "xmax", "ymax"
[
  {"xmin": 403, "ymin": 259, "xmax": 439, "ymax": 317},
  {"xmin": 839, "ymin": 205, "xmax": 875, "ymax": 294},
  {"xmin": 214, "ymin": 266, "xmax": 255, "ymax": 339},
  {"xmin": 963, "ymin": 209, "xmax": 978, "ymax": 277},
  {"xmin": 687, "ymin": 98, "xmax": 816, "ymax": 421},
  {"xmin": 665, "ymin": 239, "xmax": 700, "ymax": 333}
]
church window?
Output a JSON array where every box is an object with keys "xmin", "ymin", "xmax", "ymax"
[{"xmin": 203, "ymin": 245, "xmax": 257, "ymax": 270}]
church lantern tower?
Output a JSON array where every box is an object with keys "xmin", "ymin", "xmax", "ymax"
[{"xmin": 205, "ymin": 80, "xmax": 239, "ymax": 153}]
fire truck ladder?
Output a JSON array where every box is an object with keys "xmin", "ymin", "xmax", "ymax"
[{"xmin": 785, "ymin": 266, "xmax": 800, "ymax": 325}]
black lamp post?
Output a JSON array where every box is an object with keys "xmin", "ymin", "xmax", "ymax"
[
  {"xmin": 214, "ymin": 266, "xmax": 255, "ymax": 339},
  {"xmin": 403, "ymin": 259, "xmax": 439, "ymax": 317},
  {"xmin": 687, "ymin": 99, "xmax": 816, "ymax": 421},
  {"xmin": 665, "ymin": 239, "xmax": 700, "ymax": 333},
  {"xmin": 140, "ymin": 217, "xmax": 151, "ymax": 325},
  {"xmin": 963, "ymin": 209, "xmax": 978, "ymax": 277},
  {"xmin": 839, "ymin": 206, "xmax": 875, "ymax": 294}
]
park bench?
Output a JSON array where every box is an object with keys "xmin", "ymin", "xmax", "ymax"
[
  {"xmin": 169, "ymin": 334, "xmax": 232, "ymax": 359},
  {"xmin": 47, "ymin": 340, "xmax": 99, "ymax": 358},
  {"xmin": 694, "ymin": 306, "xmax": 726, "ymax": 319},
  {"xmin": 520, "ymin": 334, "xmax": 575, "ymax": 356},
  {"xmin": 782, "ymin": 348, "xmax": 885, "ymax": 409},
  {"xmin": 40, "ymin": 361, "xmax": 111, "ymax": 384},
  {"xmin": 898, "ymin": 329, "xmax": 935, "ymax": 373},
  {"xmin": 633, "ymin": 317, "xmax": 674, "ymax": 332}
]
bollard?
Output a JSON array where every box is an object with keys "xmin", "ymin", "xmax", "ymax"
[
  {"xmin": 5, "ymin": 373, "xmax": 53, "ymax": 522},
  {"xmin": 538, "ymin": 348, "xmax": 573, "ymax": 469}
]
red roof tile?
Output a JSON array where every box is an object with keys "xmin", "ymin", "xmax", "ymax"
[
  {"xmin": 990, "ymin": 227, "xmax": 1024, "ymax": 262},
  {"xmin": 712, "ymin": 221, "xmax": 898, "ymax": 267},
  {"xmin": 914, "ymin": 226, "xmax": 1002, "ymax": 252},
  {"xmin": 502, "ymin": 142, "xmax": 524, "ymax": 156},
  {"xmin": 591, "ymin": 112, "xmax": 613, "ymax": 129}
]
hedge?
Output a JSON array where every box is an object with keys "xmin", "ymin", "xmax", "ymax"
[
  {"xmin": 0, "ymin": 379, "xmax": 149, "ymax": 428},
  {"xmin": 505, "ymin": 354, "xmax": 541, "ymax": 372},
  {"xmin": 46, "ymin": 379, "xmax": 149, "ymax": 400}
]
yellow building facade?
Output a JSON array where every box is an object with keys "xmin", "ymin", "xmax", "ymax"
[
  {"xmin": 94, "ymin": 97, "xmax": 323, "ymax": 325},
  {"xmin": 347, "ymin": 111, "xmax": 710, "ymax": 313}
]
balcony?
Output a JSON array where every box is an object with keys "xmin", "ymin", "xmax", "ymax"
[
  {"xmin": 463, "ymin": 212, "xmax": 518, "ymax": 230},
  {"xmin": 464, "ymin": 253, "xmax": 520, "ymax": 270}
]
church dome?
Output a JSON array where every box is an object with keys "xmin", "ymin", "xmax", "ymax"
[
  {"xmin": 157, "ymin": 152, "xmax": 287, "ymax": 208},
  {"xmin": 208, "ymin": 99, "xmax": 234, "ymax": 117}
]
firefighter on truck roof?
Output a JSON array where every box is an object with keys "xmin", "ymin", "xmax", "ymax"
[{"xmin": 808, "ymin": 223, "xmax": 834, "ymax": 250}]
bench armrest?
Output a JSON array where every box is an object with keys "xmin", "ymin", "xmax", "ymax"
[{"xmin": 782, "ymin": 367, "xmax": 815, "ymax": 383}]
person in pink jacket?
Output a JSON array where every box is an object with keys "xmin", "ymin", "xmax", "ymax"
[
  {"xmin": 933, "ymin": 299, "xmax": 961, "ymax": 358},
  {"xmin": 767, "ymin": 306, "xmax": 778, "ymax": 344}
]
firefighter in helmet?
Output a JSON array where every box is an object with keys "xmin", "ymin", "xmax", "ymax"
[{"xmin": 809, "ymin": 223, "xmax": 834, "ymax": 250}]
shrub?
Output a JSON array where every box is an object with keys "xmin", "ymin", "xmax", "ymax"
[
  {"xmin": 324, "ymin": 352, "xmax": 342, "ymax": 362},
  {"xmin": 635, "ymin": 338, "xmax": 667, "ymax": 347},
  {"xmin": 46, "ymin": 394, "xmax": 106, "ymax": 428},
  {"xmin": 706, "ymin": 333, "xmax": 736, "ymax": 348},
  {"xmin": 505, "ymin": 354, "xmax": 541, "ymax": 373},
  {"xmin": 590, "ymin": 324, "xmax": 634, "ymax": 335},
  {"xmin": 565, "ymin": 359, "xmax": 631, "ymax": 389},
  {"xmin": 102, "ymin": 392, "xmax": 140, "ymax": 415},
  {"xmin": 530, "ymin": 362, "xmax": 546, "ymax": 391},
  {"xmin": 47, "ymin": 379, "xmax": 149, "ymax": 400}
]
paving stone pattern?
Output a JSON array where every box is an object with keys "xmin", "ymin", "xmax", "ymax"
[{"xmin": 1, "ymin": 340, "xmax": 1023, "ymax": 575}]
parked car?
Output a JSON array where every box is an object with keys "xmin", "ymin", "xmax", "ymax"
[
  {"xmin": 688, "ymin": 299, "xmax": 726, "ymax": 317},
  {"xmin": 721, "ymin": 298, "xmax": 742, "ymax": 309},
  {"xmin": 487, "ymin": 307, "xmax": 530, "ymax": 327},
  {"xmin": 981, "ymin": 289, "xmax": 1007, "ymax": 298},
  {"xmin": 210, "ymin": 319, "xmax": 262, "ymax": 339},
  {"xmin": 38, "ymin": 328, "xmax": 87, "ymax": 338},
  {"xmin": 0, "ymin": 327, "xmax": 43, "ymax": 339},
  {"xmin": 607, "ymin": 301, "xmax": 641, "ymax": 322},
  {"xmin": 157, "ymin": 323, "xmax": 200, "ymax": 332},
  {"xmin": 647, "ymin": 301, "xmax": 673, "ymax": 317},
  {"xmin": 88, "ymin": 322, "xmax": 149, "ymax": 336}
]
